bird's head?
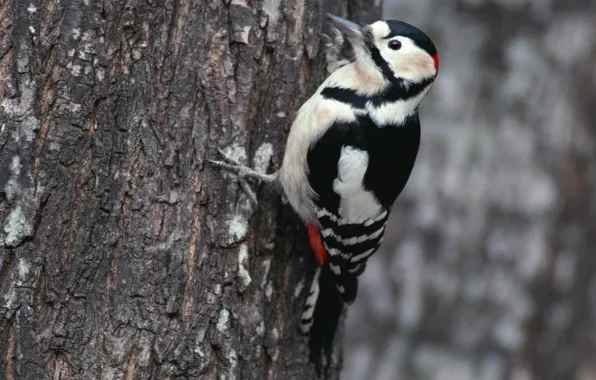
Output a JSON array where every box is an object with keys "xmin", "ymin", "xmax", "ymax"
[{"xmin": 327, "ymin": 14, "xmax": 439, "ymax": 86}]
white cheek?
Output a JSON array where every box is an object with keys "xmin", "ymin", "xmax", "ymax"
[{"xmin": 384, "ymin": 43, "xmax": 435, "ymax": 82}]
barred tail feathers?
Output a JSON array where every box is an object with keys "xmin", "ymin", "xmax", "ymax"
[
  {"xmin": 300, "ymin": 267, "xmax": 321, "ymax": 334},
  {"xmin": 301, "ymin": 264, "xmax": 346, "ymax": 372},
  {"xmin": 301, "ymin": 208, "xmax": 390, "ymax": 370},
  {"xmin": 316, "ymin": 207, "xmax": 390, "ymax": 304}
]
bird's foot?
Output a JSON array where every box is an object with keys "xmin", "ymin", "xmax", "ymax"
[{"xmin": 208, "ymin": 148, "xmax": 277, "ymax": 207}]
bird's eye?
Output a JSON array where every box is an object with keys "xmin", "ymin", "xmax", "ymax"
[{"xmin": 388, "ymin": 40, "xmax": 402, "ymax": 50}]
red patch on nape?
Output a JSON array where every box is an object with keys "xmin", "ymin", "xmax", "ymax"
[
  {"xmin": 432, "ymin": 53, "xmax": 440, "ymax": 72},
  {"xmin": 306, "ymin": 223, "xmax": 327, "ymax": 265}
]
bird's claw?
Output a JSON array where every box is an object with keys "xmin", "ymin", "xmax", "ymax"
[
  {"xmin": 208, "ymin": 149, "xmax": 248, "ymax": 178},
  {"xmin": 208, "ymin": 148, "xmax": 261, "ymax": 208},
  {"xmin": 216, "ymin": 148, "xmax": 244, "ymax": 167},
  {"xmin": 206, "ymin": 159, "xmax": 246, "ymax": 178},
  {"xmin": 239, "ymin": 180, "xmax": 259, "ymax": 207}
]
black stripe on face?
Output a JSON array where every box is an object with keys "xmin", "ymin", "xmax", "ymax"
[
  {"xmin": 364, "ymin": 43, "xmax": 396, "ymax": 84},
  {"xmin": 362, "ymin": 22, "xmax": 437, "ymax": 86},
  {"xmin": 359, "ymin": 25, "xmax": 398, "ymax": 84}
]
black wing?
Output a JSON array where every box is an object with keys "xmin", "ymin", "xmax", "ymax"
[
  {"xmin": 304, "ymin": 113, "xmax": 420, "ymax": 372},
  {"xmin": 306, "ymin": 112, "xmax": 420, "ymax": 300}
]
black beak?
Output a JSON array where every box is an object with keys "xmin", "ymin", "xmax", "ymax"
[{"xmin": 326, "ymin": 14, "xmax": 363, "ymax": 42}]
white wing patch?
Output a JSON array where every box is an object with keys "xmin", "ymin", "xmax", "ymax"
[{"xmin": 332, "ymin": 146, "xmax": 383, "ymax": 221}]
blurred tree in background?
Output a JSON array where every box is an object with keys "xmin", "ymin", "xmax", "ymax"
[{"xmin": 343, "ymin": 1, "xmax": 596, "ymax": 379}]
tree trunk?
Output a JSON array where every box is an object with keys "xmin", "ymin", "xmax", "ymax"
[{"xmin": 0, "ymin": 0, "xmax": 380, "ymax": 379}]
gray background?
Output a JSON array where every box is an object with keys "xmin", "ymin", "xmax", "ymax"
[{"xmin": 343, "ymin": 0, "xmax": 596, "ymax": 379}]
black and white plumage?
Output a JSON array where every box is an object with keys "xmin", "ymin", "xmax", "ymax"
[{"xmin": 209, "ymin": 14, "xmax": 439, "ymax": 372}]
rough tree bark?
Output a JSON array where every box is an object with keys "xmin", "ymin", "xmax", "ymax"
[{"xmin": 0, "ymin": 0, "xmax": 380, "ymax": 379}]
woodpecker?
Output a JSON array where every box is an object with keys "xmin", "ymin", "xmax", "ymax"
[{"xmin": 209, "ymin": 14, "xmax": 438, "ymax": 371}]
